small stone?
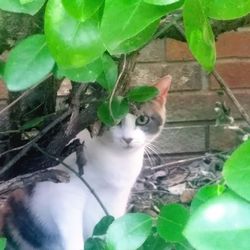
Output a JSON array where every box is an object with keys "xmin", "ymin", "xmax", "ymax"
[
  {"xmin": 152, "ymin": 170, "xmax": 167, "ymax": 180},
  {"xmin": 167, "ymin": 183, "xmax": 186, "ymax": 195},
  {"xmin": 180, "ymin": 189, "xmax": 196, "ymax": 203}
]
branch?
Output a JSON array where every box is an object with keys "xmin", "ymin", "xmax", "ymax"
[
  {"xmin": 0, "ymin": 169, "xmax": 69, "ymax": 201},
  {"xmin": 152, "ymin": 152, "xmax": 228, "ymax": 171},
  {"xmin": 212, "ymin": 71, "xmax": 250, "ymax": 126},
  {"xmin": 109, "ymin": 55, "xmax": 127, "ymax": 120},
  {"xmin": 0, "ymin": 110, "xmax": 71, "ymax": 177}
]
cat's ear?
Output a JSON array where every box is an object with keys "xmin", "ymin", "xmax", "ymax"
[{"xmin": 154, "ymin": 75, "xmax": 172, "ymax": 105}]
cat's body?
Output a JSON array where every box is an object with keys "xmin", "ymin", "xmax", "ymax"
[{"xmin": 0, "ymin": 76, "xmax": 172, "ymax": 250}]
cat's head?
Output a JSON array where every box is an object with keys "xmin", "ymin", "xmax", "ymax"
[{"xmin": 98, "ymin": 75, "xmax": 172, "ymax": 151}]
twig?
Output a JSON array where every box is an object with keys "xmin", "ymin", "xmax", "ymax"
[
  {"xmin": 66, "ymin": 84, "xmax": 88, "ymax": 136},
  {"xmin": 109, "ymin": 55, "xmax": 127, "ymax": 120},
  {"xmin": 212, "ymin": 71, "xmax": 250, "ymax": 126},
  {"xmin": 172, "ymin": 22, "xmax": 250, "ymax": 127},
  {"xmin": 152, "ymin": 152, "xmax": 227, "ymax": 171},
  {"xmin": 0, "ymin": 73, "xmax": 51, "ymax": 117},
  {"xmin": 0, "ymin": 143, "xmax": 31, "ymax": 158},
  {"xmin": 0, "ymin": 110, "xmax": 71, "ymax": 177},
  {"xmin": 32, "ymin": 143, "xmax": 109, "ymax": 216}
]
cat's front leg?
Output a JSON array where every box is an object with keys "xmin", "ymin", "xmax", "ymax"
[{"xmin": 56, "ymin": 214, "xmax": 84, "ymax": 250}]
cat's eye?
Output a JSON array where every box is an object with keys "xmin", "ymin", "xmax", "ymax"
[{"xmin": 136, "ymin": 115, "xmax": 150, "ymax": 126}]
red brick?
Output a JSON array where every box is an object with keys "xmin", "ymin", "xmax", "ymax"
[
  {"xmin": 166, "ymin": 91, "xmax": 250, "ymax": 122},
  {"xmin": 0, "ymin": 80, "xmax": 8, "ymax": 100},
  {"xmin": 166, "ymin": 39, "xmax": 194, "ymax": 61},
  {"xmin": 138, "ymin": 39, "xmax": 165, "ymax": 62},
  {"xmin": 216, "ymin": 31, "xmax": 250, "ymax": 59},
  {"xmin": 166, "ymin": 31, "xmax": 250, "ymax": 62},
  {"xmin": 210, "ymin": 61, "xmax": 250, "ymax": 89},
  {"xmin": 131, "ymin": 62, "xmax": 202, "ymax": 91}
]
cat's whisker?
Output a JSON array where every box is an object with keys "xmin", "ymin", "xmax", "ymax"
[
  {"xmin": 144, "ymin": 147, "xmax": 154, "ymax": 167},
  {"xmin": 147, "ymin": 144, "xmax": 162, "ymax": 162}
]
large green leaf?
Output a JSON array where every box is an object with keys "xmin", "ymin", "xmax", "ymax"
[
  {"xmin": 203, "ymin": 0, "xmax": 250, "ymax": 20},
  {"xmin": 139, "ymin": 233, "xmax": 172, "ymax": 250},
  {"xmin": 62, "ymin": 0, "xmax": 104, "ymax": 21},
  {"xmin": 0, "ymin": 0, "xmax": 45, "ymax": 15},
  {"xmin": 58, "ymin": 58, "xmax": 103, "ymax": 83},
  {"xmin": 184, "ymin": 191, "xmax": 250, "ymax": 250},
  {"xmin": 143, "ymin": 0, "xmax": 183, "ymax": 5},
  {"xmin": 157, "ymin": 204, "xmax": 189, "ymax": 244},
  {"xmin": 4, "ymin": 34, "xmax": 55, "ymax": 91},
  {"xmin": 183, "ymin": 0, "xmax": 216, "ymax": 71},
  {"xmin": 97, "ymin": 55, "xmax": 118, "ymax": 91},
  {"xmin": 223, "ymin": 139, "xmax": 250, "ymax": 201},
  {"xmin": 85, "ymin": 237, "xmax": 106, "ymax": 250},
  {"xmin": 45, "ymin": 0, "xmax": 105, "ymax": 69},
  {"xmin": 127, "ymin": 86, "xmax": 159, "ymax": 103},
  {"xmin": 101, "ymin": 0, "xmax": 183, "ymax": 53},
  {"xmin": 97, "ymin": 97, "xmax": 129, "ymax": 126},
  {"xmin": 0, "ymin": 238, "xmax": 6, "ymax": 250},
  {"xmin": 92, "ymin": 215, "xmax": 115, "ymax": 236},
  {"xmin": 111, "ymin": 20, "xmax": 160, "ymax": 55},
  {"xmin": 106, "ymin": 213, "xmax": 152, "ymax": 250},
  {"xmin": 190, "ymin": 185, "xmax": 225, "ymax": 213}
]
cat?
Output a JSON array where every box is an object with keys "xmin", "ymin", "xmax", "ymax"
[{"xmin": 0, "ymin": 75, "xmax": 172, "ymax": 250}]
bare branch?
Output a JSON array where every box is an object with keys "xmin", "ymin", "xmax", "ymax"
[
  {"xmin": 212, "ymin": 71, "xmax": 250, "ymax": 126},
  {"xmin": 0, "ymin": 110, "xmax": 71, "ymax": 177}
]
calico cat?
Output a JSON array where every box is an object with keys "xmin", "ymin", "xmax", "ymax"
[{"xmin": 0, "ymin": 75, "xmax": 172, "ymax": 250}]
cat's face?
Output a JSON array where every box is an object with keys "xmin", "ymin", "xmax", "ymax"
[{"xmin": 97, "ymin": 75, "xmax": 172, "ymax": 151}]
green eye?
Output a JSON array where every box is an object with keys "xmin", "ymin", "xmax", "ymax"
[{"xmin": 136, "ymin": 115, "xmax": 150, "ymax": 126}]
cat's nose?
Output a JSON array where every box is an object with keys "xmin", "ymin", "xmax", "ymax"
[{"xmin": 122, "ymin": 137, "xmax": 133, "ymax": 145}]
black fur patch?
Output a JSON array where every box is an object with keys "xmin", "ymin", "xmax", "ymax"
[{"xmin": 4, "ymin": 194, "xmax": 60, "ymax": 249}]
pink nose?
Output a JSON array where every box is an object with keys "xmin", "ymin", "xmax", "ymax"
[{"xmin": 122, "ymin": 137, "xmax": 133, "ymax": 144}]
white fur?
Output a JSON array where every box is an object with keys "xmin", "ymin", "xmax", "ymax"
[{"xmin": 30, "ymin": 114, "xmax": 158, "ymax": 250}]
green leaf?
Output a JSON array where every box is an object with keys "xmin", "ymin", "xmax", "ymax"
[
  {"xmin": 62, "ymin": 0, "xmax": 104, "ymax": 21},
  {"xmin": 223, "ymin": 139, "xmax": 250, "ymax": 201},
  {"xmin": 20, "ymin": 116, "xmax": 45, "ymax": 130},
  {"xmin": 143, "ymin": 0, "xmax": 183, "ymax": 6},
  {"xmin": 0, "ymin": 0, "xmax": 46, "ymax": 15},
  {"xmin": 157, "ymin": 204, "xmax": 189, "ymax": 244},
  {"xmin": 93, "ymin": 215, "xmax": 115, "ymax": 236},
  {"xmin": 184, "ymin": 191, "xmax": 250, "ymax": 250},
  {"xmin": 4, "ymin": 34, "xmax": 55, "ymax": 91},
  {"xmin": 97, "ymin": 55, "xmax": 118, "ymax": 91},
  {"xmin": 0, "ymin": 238, "xmax": 6, "ymax": 250},
  {"xmin": 106, "ymin": 213, "xmax": 152, "ymax": 250},
  {"xmin": 45, "ymin": 0, "xmax": 105, "ymax": 69},
  {"xmin": 59, "ymin": 58, "xmax": 103, "ymax": 83},
  {"xmin": 85, "ymin": 237, "xmax": 106, "ymax": 250},
  {"xmin": 111, "ymin": 20, "xmax": 160, "ymax": 55},
  {"xmin": 190, "ymin": 185, "xmax": 225, "ymax": 213},
  {"xmin": 203, "ymin": 0, "xmax": 250, "ymax": 20},
  {"xmin": 101, "ymin": 0, "xmax": 183, "ymax": 53},
  {"xmin": 97, "ymin": 97, "xmax": 129, "ymax": 126},
  {"xmin": 127, "ymin": 86, "xmax": 159, "ymax": 103},
  {"xmin": 0, "ymin": 61, "xmax": 4, "ymax": 79},
  {"xmin": 139, "ymin": 233, "xmax": 172, "ymax": 250},
  {"xmin": 183, "ymin": 0, "xmax": 216, "ymax": 71},
  {"xmin": 20, "ymin": 0, "xmax": 35, "ymax": 4}
]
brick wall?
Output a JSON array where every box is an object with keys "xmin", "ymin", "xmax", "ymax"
[
  {"xmin": 1, "ymin": 29, "xmax": 250, "ymax": 156},
  {"xmin": 132, "ymin": 28, "xmax": 250, "ymax": 155}
]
